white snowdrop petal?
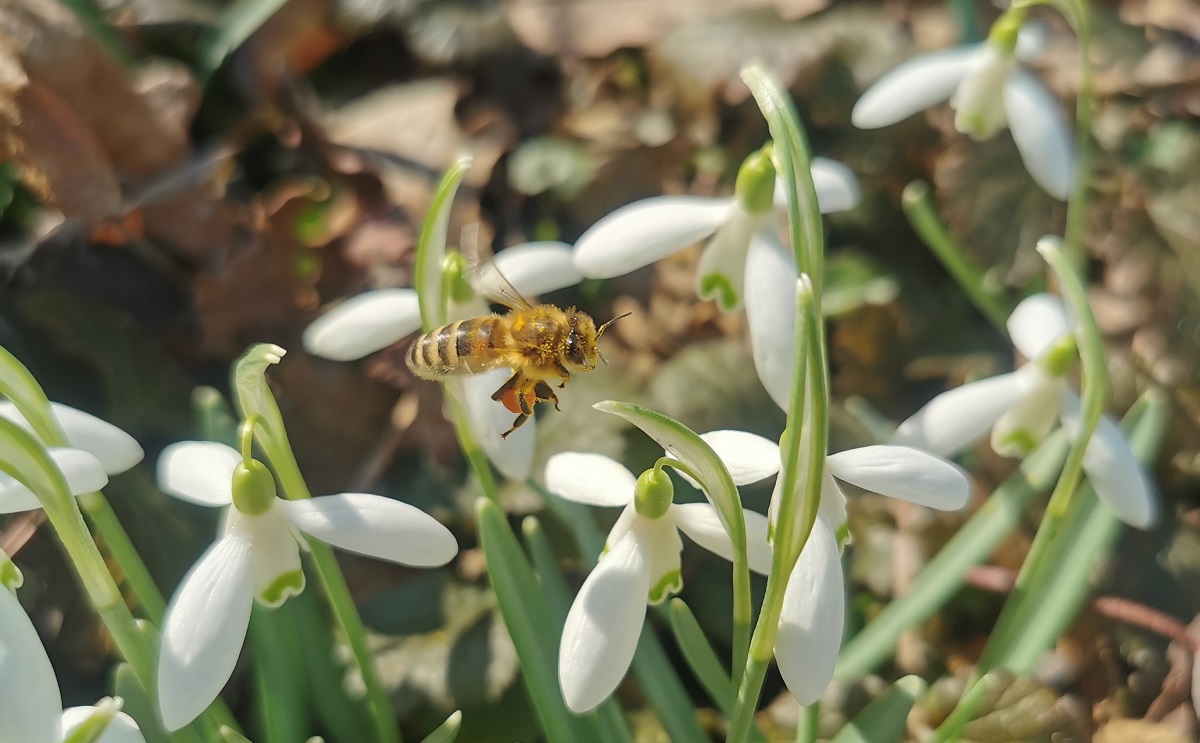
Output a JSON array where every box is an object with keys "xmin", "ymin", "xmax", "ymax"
[
  {"xmin": 0, "ymin": 586, "xmax": 62, "ymax": 743},
  {"xmin": 818, "ymin": 469, "xmax": 849, "ymax": 536},
  {"xmin": 828, "ymin": 445, "xmax": 971, "ymax": 511},
  {"xmin": 851, "ymin": 45, "xmax": 984, "ymax": 128},
  {"xmin": 493, "ymin": 242, "xmax": 584, "ymax": 297},
  {"xmin": 558, "ymin": 531, "xmax": 650, "ymax": 713},
  {"xmin": 157, "ymin": 442, "xmax": 239, "ymax": 507},
  {"xmin": 891, "ymin": 371, "xmax": 1035, "ymax": 458},
  {"xmin": 279, "ymin": 493, "xmax": 458, "ymax": 566},
  {"xmin": 0, "ymin": 401, "xmax": 143, "ymax": 476},
  {"xmin": 302, "ymin": 289, "xmax": 422, "ymax": 361},
  {"xmin": 990, "ymin": 375, "xmax": 1062, "ymax": 457},
  {"xmin": 1004, "ymin": 69, "xmax": 1074, "ymax": 200},
  {"xmin": 45, "ymin": 403, "xmax": 143, "ymax": 475},
  {"xmin": 1060, "ymin": 392, "xmax": 1158, "ymax": 529},
  {"xmin": 460, "ymin": 372, "xmax": 535, "ymax": 481},
  {"xmin": 638, "ymin": 517, "xmax": 684, "ymax": 605},
  {"xmin": 774, "ymin": 516, "xmax": 844, "ymax": 705},
  {"xmin": 1006, "ymin": 293, "xmax": 1072, "ymax": 361},
  {"xmin": 804, "ymin": 157, "xmax": 861, "ymax": 213},
  {"xmin": 671, "ymin": 503, "xmax": 773, "ymax": 575},
  {"xmin": 573, "ymin": 196, "xmax": 735, "ymax": 279},
  {"xmin": 232, "ymin": 508, "xmax": 305, "ymax": 608},
  {"xmin": 545, "ymin": 452, "xmax": 636, "ymax": 507},
  {"xmin": 744, "ymin": 234, "xmax": 798, "ymax": 411},
  {"xmin": 0, "ymin": 448, "xmax": 108, "ymax": 515},
  {"xmin": 950, "ymin": 47, "xmax": 1015, "ymax": 140},
  {"xmin": 158, "ymin": 534, "xmax": 255, "ymax": 731},
  {"xmin": 698, "ymin": 430, "xmax": 780, "ymax": 486},
  {"xmin": 61, "ymin": 707, "xmax": 147, "ymax": 743},
  {"xmin": 695, "ymin": 209, "xmax": 755, "ymax": 311}
]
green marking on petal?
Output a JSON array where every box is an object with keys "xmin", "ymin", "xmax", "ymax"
[
  {"xmin": 996, "ymin": 429, "xmax": 1039, "ymax": 458},
  {"xmin": 258, "ymin": 569, "xmax": 305, "ymax": 607},
  {"xmin": 698, "ymin": 273, "xmax": 738, "ymax": 312},
  {"xmin": 0, "ymin": 556, "xmax": 22, "ymax": 591},
  {"xmin": 647, "ymin": 569, "xmax": 682, "ymax": 605},
  {"xmin": 1037, "ymin": 335, "xmax": 1079, "ymax": 378}
]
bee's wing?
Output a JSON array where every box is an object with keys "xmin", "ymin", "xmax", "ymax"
[{"xmin": 462, "ymin": 224, "xmax": 535, "ymax": 311}]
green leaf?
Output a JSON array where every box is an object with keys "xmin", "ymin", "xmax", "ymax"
[
  {"xmin": 995, "ymin": 391, "xmax": 1169, "ymax": 673},
  {"xmin": 523, "ymin": 517, "xmax": 635, "ymax": 743},
  {"xmin": 249, "ymin": 604, "xmax": 311, "ymax": 743},
  {"xmin": 419, "ymin": 712, "xmax": 462, "ymax": 743},
  {"xmin": 667, "ymin": 599, "xmax": 733, "ymax": 715},
  {"xmin": 475, "ymin": 497, "xmax": 597, "ymax": 743},
  {"xmin": 835, "ymin": 430, "xmax": 1071, "ymax": 681},
  {"xmin": 414, "ymin": 158, "xmax": 473, "ymax": 331},
  {"xmin": 830, "ymin": 675, "xmax": 926, "ymax": 743},
  {"xmin": 113, "ymin": 664, "xmax": 172, "ymax": 743},
  {"xmin": 221, "ymin": 726, "xmax": 258, "ymax": 743}
]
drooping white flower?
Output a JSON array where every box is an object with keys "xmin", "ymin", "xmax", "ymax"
[
  {"xmin": 851, "ymin": 23, "xmax": 1073, "ymax": 199},
  {"xmin": 303, "ymin": 241, "xmax": 584, "ymax": 481},
  {"xmin": 0, "ymin": 583, "xmax": 147, "ymax": 743},
  {"xmin": 155, "ymin": 442, "xmax": 459, "ymax": 730},
  {"xmin": 571, "ymin": 154, "xmax": 860, "ymax": 311},
  {"xmin": 0, "ymin": 401, "xmax": 144, "ymax": 476},
  {"xmin": 692, "ymin": 428, "xmax": 970, "ymax": 703},
  {"xmin": 545, "ymin": 451, "xmax": 772, "ymax": 713},
  {"xmin": 891, "ymin": 293, "xmax": 1157, "ymax": 529}
]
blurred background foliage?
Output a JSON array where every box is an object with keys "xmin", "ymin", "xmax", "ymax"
[{"xmin": 0, "ymin": 0, "xmax": 1198, "ymax": 740}]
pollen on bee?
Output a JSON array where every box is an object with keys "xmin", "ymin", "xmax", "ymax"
[{"xmin": 500, "ymin": 387, "xmax": 535, "ymax": 415}]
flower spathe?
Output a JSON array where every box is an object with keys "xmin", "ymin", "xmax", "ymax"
[
  {"xmin": 0, "ymin": 583, "xmax": 146, "ymax": 743},
  {"xmin": 693, "ymin": 428, "xmax": 969, "ymax": 703},
  {"xmin": 850, "ymin": 23, "xmax": 1073, "ymax": 200},
  {"xmin": 891, "ymin": 293, "xmax": 1158, "ymax": 529},
  {"xmin": 570, "ymin": 155, "xmax": 860, "ymax": 312},
  {"xmin": 545, "ymin": 451, "xmax": 772, "ymax": 713},
  {"xmin": 155, "ymin": 442, "xmax": 459, "ymax": 730}
]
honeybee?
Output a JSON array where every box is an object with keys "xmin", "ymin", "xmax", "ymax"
[{"xmin": 405, "ymin": 248, "xmax": 626, "ymax": 438}]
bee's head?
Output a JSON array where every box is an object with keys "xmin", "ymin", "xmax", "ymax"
[
  {"xmin": 563, "ymin": 310, "xmax": 600, "ymax": 371},
  {"xmin": 564, "ymin": 310, "xmax": 630, "ymax": 372}
]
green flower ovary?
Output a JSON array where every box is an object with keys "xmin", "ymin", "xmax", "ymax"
[
  {"xmin": 634, "ymin": 468, "xmax": 674, "ymax": 520},
  {"xmin": 735, "ymin": 145, "xmax": 776, "ymax": 215},
  {"xmin": 231, "ymin": 459, "xmax": 277, "ymax": 515},
  {"xmin": 1037, "ymin": 335, "xmax": 1079, "ymax": 378}
]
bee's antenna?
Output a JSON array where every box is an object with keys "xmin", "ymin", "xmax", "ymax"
[{"xmin": 596, "ymin": 311, "xmax": 632, "ymax": 338}]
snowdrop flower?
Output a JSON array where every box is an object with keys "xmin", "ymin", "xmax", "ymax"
[
  {"xmin": 303, "ymin": 241, "xmax": 583, "ymax": 481},
  {"xmin": 689, "ymin": 428, "xmax": 970, "ymax": 702},
  {"xmin": 892, "ymin": 293, "xmax": 1156, "ymax": 528},
  {"xmin": 155, "ymin": 442, "xmax": 459, "ymax": 730},
  {"xmin": 851, "ymin": 19, "xmax": 1073, "ymax": 199},
  {"xmin": 1, "ymin": 582, "xmax": 146, "ymax": 743},
  {"xmin": 0, "ymin": 401, "xmax": 144, "ymax": 477},
  {"xmin": 572, "ymin": 149, "xmax": 860, "ymax": 312},
  {"xmin": 546, "ymin": 451, "xmax": 772, "ymax": 713}
]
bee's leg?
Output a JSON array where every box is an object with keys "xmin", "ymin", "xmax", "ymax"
[
  {"xmin": 533, "ymin": 381, "xmax": 560, "ymax": 411},
  {"xmin": 554, "ymin": 363, "xmax": 570, "ymax": 388},
  {"xmin": 493, "ymin": 373, "xmax": 536, "ymax": 416},
  {"xmin": 500, "ymin": 412, "xmax": 530, "ymax": 439}
]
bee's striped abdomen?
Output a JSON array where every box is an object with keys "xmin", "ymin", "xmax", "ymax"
[{"xmin": 406, "ymin": 317, "xmax": 505, "ymax": 379}]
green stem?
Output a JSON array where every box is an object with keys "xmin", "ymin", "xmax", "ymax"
[
  {"xmin": 1061, "ymin": 0, "xmax": 1093, "ymax": 270},
  {"xmin": 727, "ymin": 657, "xmax": 770, "ymax": 741},
  {"xmin": 77, "ymin": 492, "xmax": 166, "ymax": 620},
  {"xmin": 901, "ymin": 181, "xmax": 1011, "ymax": 332},
  {"xmin": 794, "ymin": 704, "xmax": 819, "ymax": 743}
]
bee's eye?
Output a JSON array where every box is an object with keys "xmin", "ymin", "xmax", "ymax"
[{"xmin": 565, "ymin": 330, "xmax": 579, "ymax": 357}]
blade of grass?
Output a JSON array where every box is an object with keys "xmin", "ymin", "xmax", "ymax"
[
  {"xmin": 828, "ymin": 676, "xmax": 926, "ymax": 743},
  {"xmin": 835, "ymin": 430, "xmax": 1071, "ymax": 680}
]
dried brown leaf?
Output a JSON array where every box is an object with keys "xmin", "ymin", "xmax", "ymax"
[{"xmin": 501, "ymin": 0, "xmax": 828, "ymax": 57}]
